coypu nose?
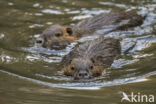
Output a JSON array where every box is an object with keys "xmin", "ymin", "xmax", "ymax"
[
  {"xmin": 36, "ymin": 39, "xmax": 43, "ymax": 44},
  {"xmin": 79, "ymin": 73, "xmax": 88, "ymax": 77},
  {"xmin": 77, "ymin": 70, "xmax": 89, "ymax": 79}
]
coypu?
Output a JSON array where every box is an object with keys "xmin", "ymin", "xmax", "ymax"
[
  {"xmin": 36, "ymin": 12, "xmax": 144, "ymax": 49},
  {"xmin": 61, "ymin": 37, "xmax": 121, "ymax": 80}
]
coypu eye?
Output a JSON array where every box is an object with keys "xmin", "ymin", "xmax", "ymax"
[
  {"xmin": 55, "ymin": 33, "xmax": 62, "ymax": 37},
  {"xmin": 71, "ymin": 67, "xmax": 75, "ymax": 70},
  {"xmin": 90, "ymin": 66, "xmax": 93, "ymax": 70},
  {"xmin": 66, "ymin": 27, "xmax": 73, "ymax": 36}
]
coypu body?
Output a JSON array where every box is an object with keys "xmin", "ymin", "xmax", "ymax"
[
  {"xmin": 61, "ymin": 37, "xmax": 121, "ymax": 79},
  {"xmin": 36, "ymin": 12, "xmax": 144, "ymax": 49}
]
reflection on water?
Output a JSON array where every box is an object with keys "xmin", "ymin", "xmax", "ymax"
[{"xmin": 0, "ymin": 0, "xmax": 156, "ymax": 103}]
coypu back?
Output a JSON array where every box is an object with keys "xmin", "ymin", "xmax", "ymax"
[
  {"xmin": 61, "ymin": 37, "xmax": 121, "ymax": 68},
  {"xmin": 73, "ymin": 12, "xmax": 144, "ymax": 37},
  {"xmin": 36, "ymin": 12, "xmax": 144, "ymax": 50}
]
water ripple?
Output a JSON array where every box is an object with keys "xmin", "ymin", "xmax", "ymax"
[{"xmin": 0, "ymin": 69, "xmax": 155, "ymax": 90}]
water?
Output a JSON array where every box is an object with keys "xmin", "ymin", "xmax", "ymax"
[{"xmin": 0, "ymin": 0, "xmax": 156, "ymax": 104}]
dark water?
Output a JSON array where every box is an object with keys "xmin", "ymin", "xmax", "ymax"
[{"xmin": 0, "ymin": 0, "xmax": 156, "ymax": 104}]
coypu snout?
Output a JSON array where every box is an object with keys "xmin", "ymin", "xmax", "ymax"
[
  {"xmin": 36, "ymin": 37, "xmax": 44, "ymax": 44},
  {"xmin": 36, "ymin": 39, "xmax": 43, "ymax": 44},
  {"xmin": 64, "ymin": 58, "xmax": 102, "ymax": 80},
  {"xmin": 35, "ymin": 37, "xmax": 44, "ymax": 47},
  {"xmin": 74, "ymin": 67, "xmax": 91, "ymax": 80}
]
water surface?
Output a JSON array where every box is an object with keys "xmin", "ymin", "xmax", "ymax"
[{"xmin": 0, "ymin": 0, "xmax": 156, "ymax": 104}]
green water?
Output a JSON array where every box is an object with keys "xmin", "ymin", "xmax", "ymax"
[{"xmin": 0, "ymin": 0, "xmax": 156, "ymax": 104}]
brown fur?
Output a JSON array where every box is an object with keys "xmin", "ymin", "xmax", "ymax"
[
  {"xmin": 61, "ymin": 37, "xmax": 121, "ymax": 79},
  {"xmin": 36, "ymin": 12, "xmax": 144, "ymax": 49},
  {"xmin": 36, "ymin": 25, "xmax": 77, "ymax": 49}
]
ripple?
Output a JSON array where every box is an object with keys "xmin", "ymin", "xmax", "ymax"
[
  {"xmin": 0, "ymin": 54, "xmax": 15, "ymax": 63},
  {"xmin": 72, "ymin": 15, "xmax": 92, "ymax": 20},
  {"xmin": 127, "ymin": 35, "xmax": 156, "ymax": 52},
  {"xmin": 35, "ymin": 73, "xmax": 72, "ymax": 81},
  {"xmin": 67, "ymin": 10, "xmax": 80, "ymax": 14},
  {"xmin": 99, "ymin": 2, "xmax": 128, "ymax": 9},
  {"xmin": 22, "ymin": 42, "xmax": 77, "ymax": 62},
  {"xmin": 34, "ymin": 13, "xmax": 43, "ymax": 16},
  {"xmin": 29, "ymin": 24, "xmax": 44, "ymax": 28},
  {"xmin": 81, "ymin": 9, "xmax": 110, "ymax": 15},
  {"xmin": 0, "ymin": 33, "xmax": 5, "ymax": 39},
  {"xmin": 22, "ymin": 41, "xmax": 77, "ymax": 59},
  {"xmin": 8, "ymin": 2, "xmax": 13, "ymax": 6},
  {"xmin": 111, "ymin": 59, "xmax": 139, "ymax": 69},
  {"xmin": 0, "ymin": 70, "xmax": 155, "ymax": 90},
  {"xmin": 33, "ymin": 3, "xmax": 40, "ymax": 8},
  {"xmin": 42, "ymin": 9, "xmax": 63, "ymax": 14}
]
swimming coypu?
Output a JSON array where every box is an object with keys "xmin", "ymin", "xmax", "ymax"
[
  {"xmin": 61, "ymin": 37, "xmax": 121, "ymax": 80},
  {"xmin": 36, "ymin": 12, "xmax": 144, "ymax": 49}
]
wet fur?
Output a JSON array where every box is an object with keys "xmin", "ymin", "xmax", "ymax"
[
  {"xmin": 37, "ymin": 12, "xmax": 144, "ymax": 49},
  {"xmin": 72, "ymin": 12, "xmax": 144, "ymax": 37},
  {"xmin": 61, "ymin": 37, "xmax": 121, "ymax": 76}
]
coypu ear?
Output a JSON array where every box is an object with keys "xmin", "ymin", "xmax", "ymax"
[
  {"xmin": 66, "ymin": 27, "xmax": 73, "ymax": 36},
  {"xmin": 90, "ymin": 58, "xmax": 95, "ymax": 63}
]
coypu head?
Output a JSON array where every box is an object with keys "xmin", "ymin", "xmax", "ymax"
[
  {"xmin": 36, "ymin": 25, "xmax": 77, "ymax": 49},
  {"xmin": 64, "ymin": 58, "xmax": 102, "ymax": 80}
]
